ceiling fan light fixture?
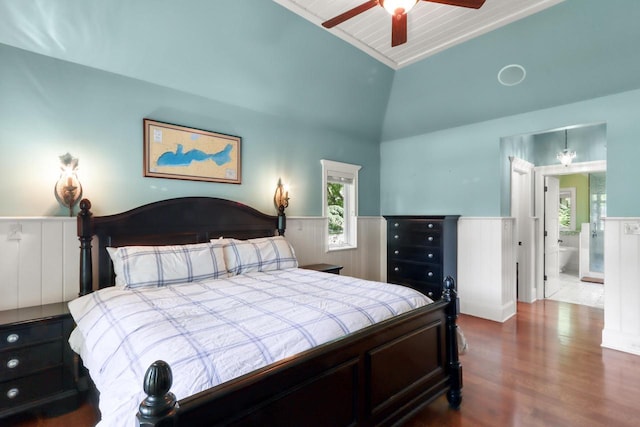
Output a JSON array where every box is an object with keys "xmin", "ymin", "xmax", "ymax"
[{"xmin": 381, "ymin": 0, "xmax": 418, "ymax": 15}]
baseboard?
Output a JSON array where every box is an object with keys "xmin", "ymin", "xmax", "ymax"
[
  {"xmin": 460, "ymin": 300, "xmax": 515, "ymax": 323},
  {"xmin": 601, "ymin": 328, "xmax": 640, "ymax": 356}
]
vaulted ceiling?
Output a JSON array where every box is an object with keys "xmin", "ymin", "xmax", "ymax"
[
  {"xmin": 0, "ymin": 0, "xmax": 639, "ymax": 142},
  {"xmin": 275, "ymin": 0, "xmax": 563, "ymax": 69}
]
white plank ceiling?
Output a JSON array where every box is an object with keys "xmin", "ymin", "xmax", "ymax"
[{"xmin": 274, "ymin": 0, "xmax": 564, "ymax": 69}]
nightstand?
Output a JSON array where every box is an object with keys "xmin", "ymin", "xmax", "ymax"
[
  {"xmin": 0, "ymin": 302, "xmax": 80, "ymax": 419},
  {"xmin": 301, "ymin": 263, "xmax": 344, "ymax": 275}
]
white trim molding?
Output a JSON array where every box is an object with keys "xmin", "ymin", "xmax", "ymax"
[{"xmin": 601, "ymin": 217, "xmax": 640, "ymax": 356}]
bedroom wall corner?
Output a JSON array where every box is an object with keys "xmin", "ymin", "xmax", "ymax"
[
  {"xmin": 601, "ymin": 217, "xmax": 640, "ymax": 356},
  {"xmin": 457, "ymin": 217, "xmax": 517, "ymax": 322}
]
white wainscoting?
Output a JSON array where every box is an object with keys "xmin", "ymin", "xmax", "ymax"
[
  {"xmin": 602, "ymin": 217, "xmax": 640, "ymax": 356},
  {"xmin": 0, "ymin": 216, "xmax": 384, "ymax": 311},
  {"xmin": 285, "ymin": 216, "xmax": 384, "ymax": 282},
  {"xmin": 0, "ymin": 217, "xmax": 78, "ymax": 311},
  {"xmin": 457, "ymin": 217, "xmax": 517, "ymax": 323}
]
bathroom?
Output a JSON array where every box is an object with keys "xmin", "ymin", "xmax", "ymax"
[{"xmin": 555, "ymin": 171, "xmax": 605, "ymax": 307}]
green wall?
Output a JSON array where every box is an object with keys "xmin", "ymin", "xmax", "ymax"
[
  {"xmin": 559, "ymin": 174, "xmax": 590, "ymax": 232},
  {"xmin": 0, "ymin": 44, "xmax": 382, "ymax": 217}
]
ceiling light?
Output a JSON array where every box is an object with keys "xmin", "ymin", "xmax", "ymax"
[
  {"xmin": 557, "ymin": 129, "xmax": 576, "ymax": 166},
  {"xmin": 381, "ymin": 0, "xmax": 418, "ymax": 15}
]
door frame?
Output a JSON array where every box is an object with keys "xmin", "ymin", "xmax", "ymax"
[
  {"xmin": 510, "ymin": 157, "xmax": 536, "ymax": 303},
  {"xmin": 533, "ymin": 160, "xmax": 607, "ymax": 301}
]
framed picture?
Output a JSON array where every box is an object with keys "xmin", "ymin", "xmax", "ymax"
[{"xmin": 143, "ymin": 119, "xmax": 241, "ymax": 184}]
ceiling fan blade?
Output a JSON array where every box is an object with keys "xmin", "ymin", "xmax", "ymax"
[
  {"xmin": 322, "ymin": 0, "xmax": 379, "ymax": 28},
  {"xmin": 391, "ymin": 12, "xmax": 407, "ymax": 47},
  {"xmin": 422, "ymin": 0, "xmax": 486, "ymax": 9}
]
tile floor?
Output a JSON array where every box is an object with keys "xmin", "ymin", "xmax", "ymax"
[{"xmin": 546, "ymin": 272, "xmax": 604, "ymax": 309}]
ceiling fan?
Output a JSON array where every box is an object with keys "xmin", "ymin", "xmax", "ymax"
[{"xmin": 322, "ymin": 0, "xmax": 486, "ymax": 47}]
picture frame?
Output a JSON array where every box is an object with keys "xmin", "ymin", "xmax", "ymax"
[{"xmin": 143, "ymin": 119, "xmax": 241, "ymax": 184}]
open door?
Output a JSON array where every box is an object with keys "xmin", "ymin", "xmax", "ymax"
[{"xmin": 544, "ymin": 176, "xmax": 560, "ymax": 298}]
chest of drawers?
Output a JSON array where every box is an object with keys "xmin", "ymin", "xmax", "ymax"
[
  {"xmin": 384, "ymin": 215, "xmax": 459, "ymax": 300},
  {"xmin": 0, "ymin": 303, "xmax": 79, "ymax": 418}
]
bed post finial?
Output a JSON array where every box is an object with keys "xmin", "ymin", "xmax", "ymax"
[
  {"xmin": 443, "ymin": 275, "xmax": 463, "ymax": 409},
  {"xmin": 78, "ymin": 198, "xmax": 94, "ymax": 297},
  {"xmin": 137, "ymin": 360, "xmax": 178, "ymax": 427}
]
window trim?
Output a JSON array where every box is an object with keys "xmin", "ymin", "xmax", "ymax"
[
  {"xmin": 321, "ymin": 159, "xmax": 361, "ymax": 252},
  {"xmin": 559, "ymin": 187, "xmax": 576, "ymax": 231}
]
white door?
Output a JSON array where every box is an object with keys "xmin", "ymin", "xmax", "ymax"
[{"xmin": 544, "ymin": 176, "xmax": 560, "ymax": 298}]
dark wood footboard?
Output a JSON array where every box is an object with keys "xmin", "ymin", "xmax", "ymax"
[{"xmin": 137, "ymin": 277, "xmax": 461, "ymax": 427}]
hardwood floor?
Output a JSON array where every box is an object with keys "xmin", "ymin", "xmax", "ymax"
[
  {"xmin": 405, "ymin": 300, "xmax": 640, "ymax": 427},
  {"xmin": 6, "ymin": 300, "xmax": 639, "ymax": 427}
]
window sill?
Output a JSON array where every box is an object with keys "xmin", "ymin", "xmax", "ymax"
[{"xmin": 327, "ymin": 244, "xmax": 357, "ymax": 252}]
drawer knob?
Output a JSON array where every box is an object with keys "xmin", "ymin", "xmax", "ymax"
[
  {"xmin": 427, "ymin": 271, "xmax": 434, "ymax": 277},
  {"xmin": 394, "ymin": 235, "xmax": 399, "ymax": 239},
  {"xmin": 394, "ymin": 267, "xmax": 400, "ymax": 272},
  {"xmin": 427, "ymin": 236, "xmax": 434, "ymax": 241},
  {"xmin": 6, "ymin": 333, "xmax": 19, "ymax": 343},
  {"xmin": 6, "ymin": 388, "xmax": 19, "ymax": 399},
  {"xmin": 427, "ymin": 253, "xmax": 434, "ymax": 258},
  {"xmin": 7, "ymin": 358, "xmax": 19, "ymax": 369},
  {"xmin": 394, "ymin": 250, "xmax": 399, "ymax": 255},
  {"xmin": 394, "ymin": 223, "xmax": 399, "ymax": 227},
  {"xmin": 428, "ymin": 223, "xmax": 434, "ymax": 228}
]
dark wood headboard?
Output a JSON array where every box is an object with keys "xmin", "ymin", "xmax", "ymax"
[{"xmin": 77, "ymin": 197, "xmax": 283, "ymax": 296}]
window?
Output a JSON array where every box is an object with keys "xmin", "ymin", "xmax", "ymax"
[
  {"xmin": 321, "ymin": 159, "xmax": 361, "ymax": 251},
  {"xmin": 559, "ymin": 187, "xmax": 576, "ymax": 231}
]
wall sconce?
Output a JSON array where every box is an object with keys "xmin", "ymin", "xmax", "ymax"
[
  {"xmin": 557, "ymin": 129, "xmax": 576, "ymax": 166},
  {"xmin": 54, "ymin": 153, "xmax": 82, "ymax": 216},
  {"xmin": 273, "ymin": 179, "xmax": 289, "ymax": 236}
]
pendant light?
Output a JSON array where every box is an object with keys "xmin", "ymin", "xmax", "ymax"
[{"xmin": 557, "ymin": 129, "xmax": 576, "ymax": 166}]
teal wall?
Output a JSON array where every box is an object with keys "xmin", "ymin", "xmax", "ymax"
[
  {"xmin": 498, "ymin": 123, "xmax": 606, "ymax": 217},
  {"xmin": 0, "ymin": 44, "xmax": 383, "ymax": 217},
  {"xmin": 381, "ymin": 88, "xmax": 640, "ymax": 217}
]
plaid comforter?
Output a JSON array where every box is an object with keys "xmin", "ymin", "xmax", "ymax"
[{"xmin": 68, "ymin": 268, "xmax": 432, "ymax": 426}]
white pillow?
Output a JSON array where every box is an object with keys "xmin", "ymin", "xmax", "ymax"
[
  {"xmin": 107, "ymin": 241, "xmax": 228, "ymax": 289},
  {"xmin": 222, "ymin": 236, "xmax": 298, "ymax": 275}
]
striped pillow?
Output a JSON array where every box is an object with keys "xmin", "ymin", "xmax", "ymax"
[
  {"xmin": 222, "ymin": 236, "xmax": 298, "ymax": 276},
  {"xmin": 107, "ymin": 241, "xmax": 228, "ymax": 289}
]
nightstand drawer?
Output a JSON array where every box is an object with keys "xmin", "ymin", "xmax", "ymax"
[
  {"xmin": 0, "ymin": 368, "xmax": 63, "ymax": 410},
  {"xmin": 0, "ymin": 322, "xmax": 63, "ymax": 350},
  {"xmin": 0, "ymin": 341, "xmax": 63, "ymax": 381}
]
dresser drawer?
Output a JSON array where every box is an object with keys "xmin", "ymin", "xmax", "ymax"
[
  {"xmin": 388, "ymin": 231, "xmax": 442, "ymax": 248},
  {"xmin": 388, "ymin": 261, "xmax": 442, "ymax": 284},
  {"xmin": 388, "ymin": 246, "xmax": 441, "ymax": 263},
  {"xmin": 387, "ymin": 219, "xmax": 442, "ymax": 234},
  {"xmin": 0, "ymin": 367, "xmax": 63, "ymax": 410},
  {"xmin": 0, "ymin": 321, "xmax": 63, "ymax": 350},
  {"xmin": 387, "ymin": 277, "xmax": 442, "ymax": 300},
  {"xmin": 0, "ymin": 341, "xmax": 63, "ymax": 382}
]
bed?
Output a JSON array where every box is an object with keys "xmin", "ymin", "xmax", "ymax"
[{"xmin": 71, "ymin": 197, "xmax": 462, "ymax": 426}]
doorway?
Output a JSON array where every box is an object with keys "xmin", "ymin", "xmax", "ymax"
[
  {"xmin": 502, "ymin": 122, "xmax": 607, "ymax": 305},
  {"xmin": 542, "ymin": 170, "xmax": 606, "ymax": 308},
  {"xmin": 534, "ymin": 161, "xmax": 607, "ymax": 304}
]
